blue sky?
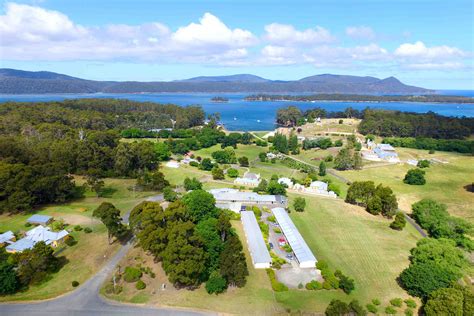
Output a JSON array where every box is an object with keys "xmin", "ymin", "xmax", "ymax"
[{"xmin": 1, "ymin": 0, "xmax": 473, "ymax": 89}]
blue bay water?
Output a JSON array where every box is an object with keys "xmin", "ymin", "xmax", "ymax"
[{"xmin": 0, "ymin": 92, "xmax": 473, "ymax": 131}]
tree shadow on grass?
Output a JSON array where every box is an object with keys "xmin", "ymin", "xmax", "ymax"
[
  {"xmin": 100, "ymin": 187, "xmax": 118, "ymax": 198},
  {"xmin": 463, "ymin": 183, "xmax": 474, "ymax": 193}
]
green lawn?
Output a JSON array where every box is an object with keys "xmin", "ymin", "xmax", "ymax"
[
  {"xmin": 286, "ymin": 194, "xmax": 420, "ymax": 310},
  {"xmin": 341, "ymin": 148, "xmax": 474, "ymax": 222},
  {"xmin": 192, "ymin": 144, "xmax": 268, "ymax": 163}
]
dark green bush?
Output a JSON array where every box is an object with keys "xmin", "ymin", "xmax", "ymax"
[
  {"xmin": 135, "ymin": 280, "xmax": 146, "ymax": 290},
  {"xmin": 124, "ymin": 266, "xmax": 142, "ymax": 282},
  {"xmin": 72, "ymin": 280, "xmax": 79, "ymax": 287}
]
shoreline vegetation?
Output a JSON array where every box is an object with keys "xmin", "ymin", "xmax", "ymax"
[{"xmin": 245, "ymin": 94, "xmax": 474, "ymax": 104}]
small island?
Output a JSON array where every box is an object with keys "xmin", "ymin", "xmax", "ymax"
[
  {"xmin": 245, "ymin": 94, "xmax": 474, "ymax": 104},
  {"xmin": 211, "ymin": 96, "xmax": 229, "ymax": 103}
]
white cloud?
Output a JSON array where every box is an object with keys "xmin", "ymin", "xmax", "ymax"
[
  {"xmin": 394, "ymin": 41, "xmax": 466, "ymax": 59},
  {"xmin": 172, "ymin": 13, "xmax": 256, "ymax": 48},
  {"xmin": 0, "ymin": 3, "xmax": 255, "ymax": 62},
  {"xmin": 260, "ymin": 45, "xmax": 297, "ymax": 65},
  {"xmin": 0, "ymin": 2, "xmax": 87, "ymax": 44},
  {"xmin": 0, "ymin": 2, "xmax": 471, "ymax": 73},
  {"xmin": 346, "ymin": 26, "xmax": 376, "ymax": 40},
  {"xmin": 394, "ymin": 41, "xmax": 468, "ymax": 70},
  {"xmin": 264, "ymin": 23, "xmax": 335, "ymax": 45}
]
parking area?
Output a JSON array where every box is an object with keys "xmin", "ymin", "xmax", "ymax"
[{"xmin": 261, "ymin": 211, "xmax": 322, "ymax": 288}]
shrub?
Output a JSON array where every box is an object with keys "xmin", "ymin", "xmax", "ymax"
[
  {"xmin": 372, "ymin": 298, "xmax": 381, "ymax": 305},
  {"xmin": 404, "ymin": 309, "xmax": 413, "ymax": 316},
  {"xmin": 404, "ymin": 169, "xmax": 426, "ymax": 185},
  {"xmin": 339, "ymin": 119, "xmax": 343, "ymax": 124},
  {"xmin": 293, "ymin": 197, "xmax": 306, "ymax": 212},
  {"xmin": 65, "ymin": 235, "xmax": 77, "ymax": 246},
  {"xmin": 124, "ymin": 266, "xmax": 142, "ymax": 282},
  {"xmin": 338, "ymin": 274, "xmax": 355, "ymax": 294},
  {"xmin": 24, "ymin": 222, "xmax": 32, "ymax": 227},
  {"xmin": 334, "ymin": 139, "xmax": 343, "ymax": 147},
  {"xmin": 104, "ymin": 283, "xmax": 123, "ymax": 294},
  {"xmin": 135, "ymin": 280, "xmax": 146, "ymax": 290},
  {"xmin": 417, "ymin": 159, "xmax": 430, "ymax": 168},
  {"xmin": 390, "ymin": 212, "xmax": 406, "ymax": 230},
  {"xmin": 266, "ymin": 269, "xmax": 288, "ymax": 292},
  {"xmin": 73, "ymin": 225, "xmax": 83, "ymax": 231},
  {"xmin": 226, "ymin": 168, "xmax": 239, "ymax": 178},
  {"xmin": 282, "ymin": 244, "xmax": 292, "ymax": 253},
  {"xmin": 212, "ymin": 167, "xmax": 225, "ymax": 180},
  {"xmin": 366, "ymin": 303, "xmax": 377, "ymax": 313},
  {"xmin": 404, "ymin": 299, "xmax": 416, "ymax": 309},
  {"xmin": 84, "ymin": 227, "xmax": 92, "ymax": 233},
  {"xmin": 273, "ymin": 228, "xmax": 281, "ymax": 234},
  {"xmin": 305, "ymin": 280, "xmax": 322, "ymax": 290},
  {"xmin": 316, "ymin": 260, "xmax": 329, "ymax": 270},
  {"xmin": 385, "ymin": 306, "xmax": 397, "ymax": 314},
  {"xmin": 325, "ymin": 155, "xmax": 333, "ymax": 162},
  {"xmin": 270, "ymin": 252, "xmax": 286, "ymax": 269},
  {"xmin": 267, "ymin": 215, "xmax": 276, "ymax": 223},
  {"xmin": 72, "ymin": 280, "xmax": 79, "ymax": 287},
  {"xmin": 205, "ymin": 271, "xmax": 227, "ymax": 294},
  {"xmin": 189, "ymin": 161, "xmax": 199, "ymax": 167},
  {"xmin": 429, "ymin": 149, "xmax": 435, "ymax": 154},
  {"xmin": 390, "ymin": 298, "xmax": 403, "ymax": 307}
]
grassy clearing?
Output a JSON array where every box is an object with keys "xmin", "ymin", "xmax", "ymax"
[
  {"xmin": 285, "ymin": 194, "xmax": 420, "ymax": 309},
  {"xmin": 341, "ymin": 148, "xmax": 474, "ymax": 221},
  {"xmin": 193, "ymin": 144, "xmax": 268, "ymax": 162},
  {"xmin": 0, "ymin": 224, "xmax": 121, "ymax": 302}
]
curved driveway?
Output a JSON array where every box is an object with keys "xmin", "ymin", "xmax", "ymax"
[{"xmin": 1, "ymin": 240, "xmax": 212, "ymax": 316}]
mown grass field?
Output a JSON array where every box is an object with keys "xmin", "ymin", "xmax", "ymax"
[
  {"xmin": 192, "ymin": 143, "xmax": 268, "ymax": 162},
  {"xmin": 287, "ymin": 194, "xmax": 420, "ymax": 308},
  {"xmin": 341, "ymin": 148, "xmax": 474, "ymax": 222}
]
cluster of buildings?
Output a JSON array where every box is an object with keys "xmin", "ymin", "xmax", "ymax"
[
  {"xmin": 240, "ymin": 206, "xmax": 317, "ymax": 269},
  {"xmin": 210, "ymin": 187, "xmax": 317, "ymax": 270},
  {"xmin": 210, "ymin": 188, "xmax": 287, "ymax": 213},
  {"xmin": 278, "ymin": 178, "xmax": 337, "ymax": 198},
  {"xmin": 362, "ymin": 140, "xmax": 399, "ymax": 162},
  {"xmin": 234, "ymin": 172, "xmax": 261, "ymax": 187},
  {"xmin": 0, "ymin": 215, "xmax": 69, "ymax": 253}
]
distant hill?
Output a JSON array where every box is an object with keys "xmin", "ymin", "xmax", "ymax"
[
  {"xmin": 0, "ymin": 68, "xmax": 433, "ymax": 94},
  {"xmin": 178, "ymin": 74, "xmax": 269, "ymax": 83}
]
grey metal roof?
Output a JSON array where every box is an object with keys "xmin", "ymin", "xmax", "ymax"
[
  {"xmin": 6, "ymin": 238, "xmax": 35, "ymax": 252},
  {"xmin": 0, "ymin": 231, "xmax": 14, "ymax": 244},
  {"xmin": 27, "ymin": 214, "xmax": 52, "ymax": 224},
  {"xmin": 240, "ymin": 211, "xmax": 271, "ymax": 266},
  {"xmin": 209, "ymin": 188, "xmax": 284, "ymax": 204},
  {"xmin": 272, "ymin": 207, "xmax": 317, "ymax": 266}
]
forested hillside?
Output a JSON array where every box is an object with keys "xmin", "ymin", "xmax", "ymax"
[{"xmin": 0, "ymin": 99, "xmax": 205, "ymax": 214}]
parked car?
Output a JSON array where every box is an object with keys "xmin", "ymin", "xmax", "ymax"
[
  {"xmin": 269, "ymin": 242, "xmax": 274, "ymax": 249},
  {"xmin": 278, "ymin": 237, "xmax": 286, "ymax": 246},
  {"xmin": 286, "ymin": 254, "xmax": 293, "ymax": 260}
]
